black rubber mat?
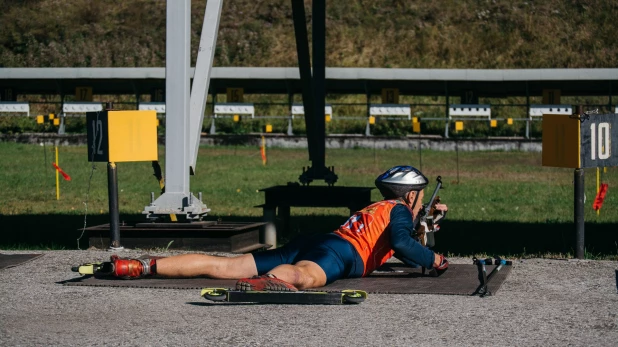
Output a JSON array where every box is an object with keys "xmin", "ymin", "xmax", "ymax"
[
  {"xmin": 0, "ymin": 254, "xmax": 43, "ymax": 270},
  {"xmin": 62, "ymin": 263, "xmax": 512, "ymax": 296}
]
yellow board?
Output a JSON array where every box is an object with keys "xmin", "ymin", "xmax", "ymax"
[
  {"xmin": 412, "ymin": 117, "xmax": 418, "ymax": 123},
  {"xmin": 541, "ymin": 114, "xmax": 580, "ymax": 168},
  {"xmin": 542, "ymin": 89, "xmax": 561, "ymax": 104},
  {"xmin": 75, "ymin": 87, "xmax": 93, "ymax": 102},
  {"xmin": 507, "ymin": 118, "xmax": 513, "ymax": 125},
  {"xmin": 412, "ymin": 122, "xmax": 421, "ymax": 133},
  {"xmin": 53, "ymin": 118, "xmax": 60, "ymax": 126},
  {"xmin": 36, "ymin": 115, "xmax": 44, "ymax": 124},
  {"xmin": 455, "ymin": 121, "xmax": 464, "ymax": 131},
  {"xmin": 227, "ymin": 88, "xmax": 244, "ymax": 103},
  {"xmin": 325, "ymin": 115, "xmax": 331, "ymax": 122},
  {"xmin": 381, "ymin": 88, "xmax": 399, "ymax": 104},
  {"xmin": 107, "ymin": 110, "xmax": 158, "ymax": 162},
  {"xmin": 490, "ymin": 120, "xmax": 497, "ymax": 128},
  {"xmin": 49, "ymin": 113, "xmax": 55, "ymax": 120},
  {"xmin": 233, "ymin": 115, "xmax": 240, "ymax": 122},
  {"xmin": 265, "ymin": 124, "xmax": 273, "ymax": 133},
  {"xmin": 369, "ymin": 116, "xmax": 376, "ymax": 125}
]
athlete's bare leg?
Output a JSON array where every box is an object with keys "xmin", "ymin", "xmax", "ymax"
[
  {"xmin": 155, "ymin": 253, "xmax": 258, "ymax": 279},
  {"xmin": 267, "ymin": 260, "xmax": 327, "ymax": 290}
]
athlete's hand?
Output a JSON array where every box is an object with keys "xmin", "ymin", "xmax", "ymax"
[
  {"xmin": 432, "ymin": 203, "xmax": 447, "ymax": 225},
  {"xmin": 433, "ymin": 203, "xmax": 448, "ymax": 212}
]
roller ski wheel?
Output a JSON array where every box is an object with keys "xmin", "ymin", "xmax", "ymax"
[
  {"xmin": 201, "ymin": 288, "xmax": 228, "ymax": 302},
  {"xmin": 341, "ymin": 290, "xmax": 367, "ymax": 304}
]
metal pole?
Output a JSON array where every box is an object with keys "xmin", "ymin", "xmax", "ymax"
[
  {"xmin": 444, "ymin": 83, "xmax": 450, "ymax": 138},
  {"xmin": 287, "ymin": 92, "xmax": 294, "ymax": 136},
  {"xmin": 574, "ymin": 104, "xmax": 585, "ymax": 259},
  {"xmin": 456, "ymin": 139, "xmax": 460, "ymax": 184},
  {"xmin": 574, "ymin": 168, "xmax": 585, "ymax": 259},
  {"xmin": 365, "ymin": 90, "xmax": 371, "ymax": 136},
  {"xmin": 525, "ymin": 81, "xmax": 530, "ymax": 139},
  {"xmin": 418, "ymin": 131, "xmax": 422, "ymax": 172},
  {"xmin": 55, "ymin": 146, "xmax": 60, "ymax": 200},
  {"xmin": 107, "ymin": 162, "xmax": 122, "ymax": 249},
  {"xmin": 210, "ymin": 93, "xmax": 217, "ymax": 135}
]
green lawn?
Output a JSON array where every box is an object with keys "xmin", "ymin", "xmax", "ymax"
[{"xmin": 1, "ymin": 142, "xmax": 616, "ymax": 257}]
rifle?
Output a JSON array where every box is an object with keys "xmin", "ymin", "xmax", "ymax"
[{"xmin": 413, "ymin": 176, "xmax": 444, "ymax": 248}]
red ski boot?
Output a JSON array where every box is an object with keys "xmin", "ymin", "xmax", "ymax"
[
  {"xmin": 111, "ymin": 255, "xmax": 157, "ymax": 279},
  {"xmin": 236, "ymin": 273, "xmax": 298, "ymax": 292}
]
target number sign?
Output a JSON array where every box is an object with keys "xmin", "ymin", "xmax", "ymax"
[
  {"xmin": 87, "ymin": 110, "xmax": 158, "ymax": 163},
  {"xmin": 542, "ymin": 114, "xmax": 617, "ymax": 168}
]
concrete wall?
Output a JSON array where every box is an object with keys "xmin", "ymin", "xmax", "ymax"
[
  {"xmin": 201, "ymin": 134, "xmax": 542, "ymax": 152},
  {"xmin": 1, "ymin": 133, "xmax": 543, "ymax": 152}
]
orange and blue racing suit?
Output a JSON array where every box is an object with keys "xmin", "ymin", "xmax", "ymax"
[{"xmin": 252, "ymin": 199, "xmax": 436, "ymax": 284}]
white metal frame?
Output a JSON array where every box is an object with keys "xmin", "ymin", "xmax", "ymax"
[
  {"xmin": 62, "ymin": 102, "xmax": 103, "ymax": 114},
  {"xmin": 291, "ymin": 103, "xmax": 333, "ymax": 118},
  {"xmin": 138, "ymin": 102, "xmax": 166, "ymax": 114},
  {"xmin": 369, "ymin": 104, "xmax": 411, "ymax": 119},
  {"xmin": 448, "ymin": 104, "xmax": 491, "ymax": 120},
  {"xmin": 0, "ymin": 102, "xmax": 30, "ymax": 116},
  {"xmin": 214, "ymin": 103, "xmax": 255, "ymax": 118},
  {"xmin": 529, "ymin": 104, "xmax": 572, "ymax": 117}
]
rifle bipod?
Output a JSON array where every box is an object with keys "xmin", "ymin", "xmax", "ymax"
[{"xmin": 472, "ymin": 257, "xmax": 512, "ymax": 297}]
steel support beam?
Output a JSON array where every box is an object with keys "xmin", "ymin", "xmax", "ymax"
[
  {"xmin": 144, "ymin": 0, "xmax": 209, "ymax": 219},
  {"xmin": 311, "ymin": 0, "xmax": 326, "ymax": 172},
  {"xmin": 189, "ymin": 0, "xmax": 223, "ymax": 174},
  {"xmin": 291, "ymin": 0, "xmax": 316, "ymax": 160},
  {"xmin": 291, "ymin": 0, "xmax": 336, "ymax": 185}
]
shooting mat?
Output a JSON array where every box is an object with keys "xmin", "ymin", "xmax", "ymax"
[
  {"xmin": 0, "ymin": 254, "xmax": 43, "ymax": 270},
  {"xmin": 61, "ymin": 263, "xmax": 512, "ymax": 296}
]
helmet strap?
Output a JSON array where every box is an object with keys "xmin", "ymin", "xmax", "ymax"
[{"xmin": 405, "ymin": 190, "xmax": 421, "ymax": 211}]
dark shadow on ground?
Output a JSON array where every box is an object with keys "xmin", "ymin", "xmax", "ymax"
[{"xmin": 1, "ymin": 213, "xmax": 617, "ymax": 256}]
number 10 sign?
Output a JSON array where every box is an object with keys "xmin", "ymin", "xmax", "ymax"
[{"xmin": 542, "ymin": 113, "xmax": 617, "ymax": 168}]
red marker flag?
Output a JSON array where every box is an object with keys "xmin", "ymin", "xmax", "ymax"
[
  {"xmin": 260, "ymin": 145, "xmax": 267, "ymax": 165},
  {"xmin": 260, "ymin": 135, "xmax": 267, "ymax": 165},
  {"xmin": 593, "ymin": 183, "xmax": 608, "ymax": 211},
  {"xmin": 52, "ymin": 162, "xmax": 71, "ymax": 181}
]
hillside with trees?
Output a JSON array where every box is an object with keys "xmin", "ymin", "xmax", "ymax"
[{"xmin": 1, "ymin": 0, "xmax": 617, "ymax": 69}]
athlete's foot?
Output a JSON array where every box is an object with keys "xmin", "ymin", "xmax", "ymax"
[
  {"xmin": 111, "ymin": 255, "xmax": 156, "ymax": 279},
  {"xmin": 236, "ymin": 273, "xmax": 298, "ymax": 292}
]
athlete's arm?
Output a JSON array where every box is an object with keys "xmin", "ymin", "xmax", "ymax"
[{"xmin": 389, "ymin": 204, "xmax": 435, "ymax": 268}]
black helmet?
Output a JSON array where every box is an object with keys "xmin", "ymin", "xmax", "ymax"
[{"xmin": 375, "ymin": 165, "xmax": 428, "ymax": 199}]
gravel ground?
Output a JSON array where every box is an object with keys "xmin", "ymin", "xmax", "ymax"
[{"xmin": 0, "ymin": 249, "xmax": 616, "ymax": 347}]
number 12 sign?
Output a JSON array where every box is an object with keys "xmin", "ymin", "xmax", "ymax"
[
  {"xmin": 542, "ymin": 113, "xmax": 617, "ymax": 168},
  {"xmin": 86, "ymin": 110, "xmax": 158, "ymax": 163}
]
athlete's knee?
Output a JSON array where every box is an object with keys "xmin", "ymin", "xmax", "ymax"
[{"xmin": 294, "ymin": 261, "xmax": 327, "ymax": 289}]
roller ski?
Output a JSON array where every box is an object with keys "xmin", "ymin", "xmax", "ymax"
[
  {"xmin": 71, "ymin": 261, "xmax": 114, "ymax": 276},
  {"xmin": 201, "ymin": 288, "xmax": 367, "ymax": 305},
  {"xmin": 71, "ymin": 255, "xmax": 156, "ymax": 279},
  {"xmin": 202, "ymin": 273, "xmax": 366, "ymax": 304}
]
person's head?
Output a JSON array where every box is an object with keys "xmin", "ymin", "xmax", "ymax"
[{"xmin": 375, "ymin": 165, "xmax": 428, "ymax": 211}]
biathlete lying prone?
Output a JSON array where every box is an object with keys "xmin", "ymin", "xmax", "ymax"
[{"xmin": 105, "ymin": 165, "xmax": 449, "ymax": 291}]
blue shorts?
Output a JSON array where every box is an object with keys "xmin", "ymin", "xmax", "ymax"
[{"xmin": 252, "ymin": 233, "xmax": 364, "ymax": 284}]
